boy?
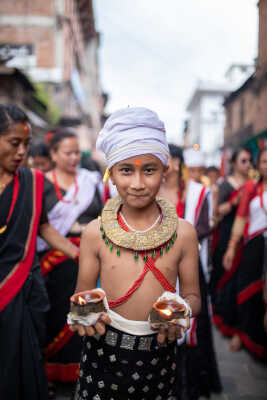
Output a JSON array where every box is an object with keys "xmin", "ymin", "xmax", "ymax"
[{"xmin": 69, "ymin": 107, "xmax": 201, "ymax": 399}]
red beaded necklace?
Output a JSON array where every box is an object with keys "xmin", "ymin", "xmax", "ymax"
[
  {"xmin": 52, "ymin": 169, "xmax": 79, "ymax": 203},
  {"xmin": 0, "ymin": 172, "xmax": 20, "ymax": 234}
]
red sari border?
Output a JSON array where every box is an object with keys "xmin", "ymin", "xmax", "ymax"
[
  {"xmin": 213, "ymin": 314, "xmax": 237, "ymax": 337},
  {"xmin": 44, "ymin": 323, "xmax": 75, "ymax": 360},
  {"xmin": 0, "ymin": 169, "xmax": 44, "ymax": 312},
  {"xmin": 41, "ymin": 237, "xmax": 80, "ymax": 276},
  {"xmin": 188, "ymin": 316, "xmax": 198, "ymax": 346},
  {"xmin": 213, "ymin": 314, "xmax": 267, "ymax": 358},
  {"xmin": 237, "ymin": 329, "xmax": 267, "ymax": 359},
  {"xmin": 194, "ymin": 186, "xmax": 206, "ymax": 225},
  {"xmin": 237, "ymin": 280, "xmax": 263, "ymax": 305},
  {"xmin": 46, "ymin": 362, "xmax": 79, "ymax": 382}
]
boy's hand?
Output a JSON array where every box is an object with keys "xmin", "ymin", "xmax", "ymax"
[
  {"xmin": 156, "ymin": 317, "xmax": 190, "ymax": 344},
  {"xmin": 69, "ymin": 314, "xmax": 111, "ymax": 337}
]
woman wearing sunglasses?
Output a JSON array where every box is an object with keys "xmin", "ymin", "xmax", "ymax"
[
  {"xmin": 210, "ymin": 148, "xmax": 252, "ymax": 350},
  {"xmin": 223, "ymin": 148, "xmax": 267, "ymax": 359}
]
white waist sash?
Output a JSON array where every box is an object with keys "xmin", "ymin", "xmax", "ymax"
[{"xmin": 108, "ymin": 309, "xmax": 156, "ymax": 336}]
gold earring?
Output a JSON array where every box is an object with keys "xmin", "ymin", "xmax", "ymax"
[{"xmin": 103, "ymin": 168, "xmax": 110, "ymax": 185}]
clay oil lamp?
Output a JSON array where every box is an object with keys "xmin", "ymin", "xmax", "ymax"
[
  {"xmin": 70, "ymin": 289, "xmax": 106, "ymax": 317},
  {"xmin": 149, "ymin": 299, "xmax": 187, "ymax": 329}
]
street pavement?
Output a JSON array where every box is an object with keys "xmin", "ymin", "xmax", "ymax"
[
  {"xmin": 56, "ymin": 327, "xmax": 267, "ymax": 400},
  {"xmin": 207, "ymin": 328, "xmax": 267, "ymax": 400}
]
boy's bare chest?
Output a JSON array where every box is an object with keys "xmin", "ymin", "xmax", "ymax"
[{"xmin": 99, "ymin": 240, "xmax": 180, "ymax": 285}]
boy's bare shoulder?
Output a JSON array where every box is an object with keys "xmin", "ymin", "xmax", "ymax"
[
  {"xmin": 82, "ymin": 218, "xmax": 101, "ymax": 241},
  {"xmin": 177, "ymin": 218, "xmax": 197, "ymax": 241}
]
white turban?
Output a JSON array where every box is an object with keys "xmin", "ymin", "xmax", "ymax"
[
  {"xmin": 96, "ymin": 107, "xmax": 169, "ymax": 168},
  {"xmin": 184, "ymin": 148, "xmax": 205, "ymax": 167}
]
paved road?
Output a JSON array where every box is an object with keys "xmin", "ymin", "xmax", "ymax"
[
  {"xmin": 56, "ymin": 327, "xmax": 267, "ymax": 400},
  {"xmin": 208, "ymin": 328, "xmax": 267, "ymax": 400}
]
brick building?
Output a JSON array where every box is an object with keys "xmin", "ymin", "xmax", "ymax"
[
  {"xmin": 0, "ymin": 66, "xmax": 50, "ymax": 140},
  {"xmin": 0, "ymin": 0, "xmax": 103, "ymax": 149},
  {"xmin": 223, "ymin": 0, "xmax": 267, "ymax": 154}
]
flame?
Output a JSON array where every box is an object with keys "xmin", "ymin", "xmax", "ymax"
[
  {"xmin": 78, "ymin": 296, "xmax": 86, "ymax": 305},
  {"xmin": 159, "ymin": 307, "xmax": 172, "ymax": 317}
]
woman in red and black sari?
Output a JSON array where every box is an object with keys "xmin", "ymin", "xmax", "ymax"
[
  {"xmin": 210, "ymin": 148, "xmax": 251, "ymax": 349},
  {"xmin": 159, "ymin": 144, "xmax": 222, "ymax": 400},
  {"xmin": 223, "ymin": 147, "xmax": 267, "ymax": 359},
  {"xmin": 0, "ymin": 105, "xmax": 79, "ymax": 400},
  {"xmin": 37, "ymin": 131, "xmax": 103, "ymax": 391}
]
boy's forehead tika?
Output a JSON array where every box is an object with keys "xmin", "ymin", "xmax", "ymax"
[
  {"xmin": 96, "ymin": 107, "xmax": 170, "ymax": 170},
  {"xmin": 135, "ymin": 159, "xmax": 142, "ymax": 166}
]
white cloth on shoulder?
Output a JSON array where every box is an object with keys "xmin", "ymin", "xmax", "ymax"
[
  {"xmin": 96, "ymin": 107, "xmax": 169, "ymax": 168},
  {"xmin": 183, "ymin": 179, "xmax": 211, "ymax": 283},
  {"xmin": 37, "ymin": 168, "xmax": 103, "ymax": 252}
]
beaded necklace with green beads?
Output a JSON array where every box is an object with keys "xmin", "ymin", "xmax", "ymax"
[{"xmin": 99, "ymin": 196, "xmax": 178, "ymax": 261}]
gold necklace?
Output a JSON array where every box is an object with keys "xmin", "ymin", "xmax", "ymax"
[{"xmin": 100, "ymin": 196, "xmax": 178, "ymax": 252}]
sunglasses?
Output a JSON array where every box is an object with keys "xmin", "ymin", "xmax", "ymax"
[{"xmin": 240, "ymin": 158, "xmax": 252, "ymax": 164}]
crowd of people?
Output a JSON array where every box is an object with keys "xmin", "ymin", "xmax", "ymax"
[{"xmin": 0, "ymin": 103, "xmax": 266, "ymax": 400}]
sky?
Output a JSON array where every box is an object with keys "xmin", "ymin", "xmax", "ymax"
[{"xmin": 93, "ymin": 0, "xmax": 258, "ymax": 144}]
